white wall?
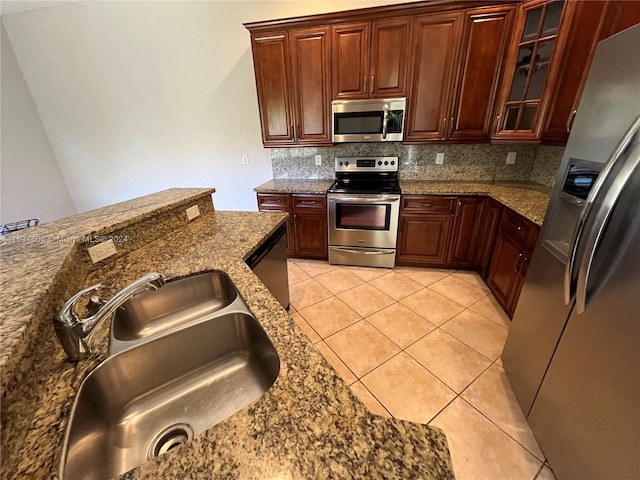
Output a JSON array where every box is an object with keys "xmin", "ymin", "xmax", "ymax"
[
  {"xmin": 0, "ymin": 23, "xmax": 76, "ymax": 224},
  {"xmin": 1, "ymin": 0, "xmax": 418, "ymax": 213}
]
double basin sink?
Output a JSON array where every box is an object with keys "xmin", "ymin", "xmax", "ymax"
[{"xmin": 60, "ymin": 271, "xmax": 280, "ymax": 480}]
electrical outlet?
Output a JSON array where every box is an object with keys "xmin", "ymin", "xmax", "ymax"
[
  {"xmin": 314, "ymin": 154, "xmax": 322, "ymax": 166},
  {"xmin": 186, "ymin": 204, "xmax": 200, "ymax": 221},
  {"xmin": 241, "ymin": 155, "xmax": 249, "ymax": 165},
  {"xmin": 87, "ymin": 240, "xmax": 117, "ymax": 263},
  {"xmin": 435, "ymin": 152, "xmax": 445, "ymax": 165},
  {"xmin": 506, "ymin": 152, "xmax": 517, "ymax": 164}
]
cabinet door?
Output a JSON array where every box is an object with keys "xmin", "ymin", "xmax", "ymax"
[
  {"xmin": 289, "ymin": 27, "xmax": 332, "ymax": 144},
  {"xmin": 475, "ymin": 198, "xmax": 503, "ymax": 278},
  {"xmin": 251, "ymin": 32, "xmax": 295, "ymax": 145},
  {"xmin": 292, "ymin": 195, "xmax": 327, "ymax": 259},
  {"xmin": 449, "ymin": 6, "xmax": 514, "ymax": 142},
  {"xmin": 257, "ymin": 194, "xmax": 294, "ymax": 256},
  {"xmin": 396, "ymin": 213, "xmax": 454, "ymax": 266},
  {"xmin": 405, "ymin": 12, "xmax": 463, "ymax": 142},
  {"xmin": 486, "ymin": 228, "xmax": 523, "ymax": 315},
  {"xmin": 540, "ymin": 1, "xmax": 611, "ymax": 145},
  {"xmin": 492, "ymin": 0, "xmax": 567, "ymax": 142},
  {"xmin": 293, "ymin": 214, "xmax": 327, "ymax": 259},
  {"xmin": 369, "ymin": 17, "xmax": 412, "ymax": 98},
  {"xmin": 448, "ymin": 197, "xmax": 484, "ymax": 266},
  {"xmin": 331, "ymin": 22, "xmax": 370, "ymax": 100}
]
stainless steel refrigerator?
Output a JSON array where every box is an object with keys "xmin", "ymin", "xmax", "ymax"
[{"xmin": 502, "ymin": 24, "xmax": 640, "ymax": 480}]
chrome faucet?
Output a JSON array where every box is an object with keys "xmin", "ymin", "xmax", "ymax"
[{"xmin": 54, "ymin": 272, "xmax": 165, "ymax": 361}]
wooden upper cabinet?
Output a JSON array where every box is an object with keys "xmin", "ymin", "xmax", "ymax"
[
  {"xmin": 331, "ymin": 22, "xmax": 370, "ymax": 100},
  {"xmin": 405, "ymin": 12, "xmax": 463, "ymax": 142},
  {"xmin": 449, "ymin": 6, "xmax": 514, "ymax": 142},
  {"xmin": 369, "ymin": 17, "xmax": 412, "ymax": 98},
  {"xmin": 251, "ymin": 32, "xmax": 294, "ymax": 145},
  {"xmin": 289, "ymin": 26, "xmax": 332, "ymax": 144},
  {"xmin": 540, "ymin": 1, "xmax": 638, "ymax": 146},
  {"xmin": 492, "ymin": 0, "xmax": 568, "ymax": 143},
  {"xmin": 331, "ymin": 17, "xmax": 411, "ymax": 100}
]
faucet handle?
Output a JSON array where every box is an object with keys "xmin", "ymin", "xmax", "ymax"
[{"xmin": 58, "ymin": 283, "xmax": 102, "ymax": 326}]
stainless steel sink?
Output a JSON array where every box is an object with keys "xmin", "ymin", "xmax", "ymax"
[
  {"xmin": 60, "ymin": 311, "xmax": 280, "ymax": 480},
  {"xmin": 111, "ymin": 270, "xmax": 238, "ymax": 344}
]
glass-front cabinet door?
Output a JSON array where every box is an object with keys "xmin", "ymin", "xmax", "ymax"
[{"xmin": 492, "ymin": 0, "xmax": 567, "ymax": 142}]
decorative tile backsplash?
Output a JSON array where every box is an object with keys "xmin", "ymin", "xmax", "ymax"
[{"xmin": 271, "ymin": 143, "xmax": 565, "ymax": 187}]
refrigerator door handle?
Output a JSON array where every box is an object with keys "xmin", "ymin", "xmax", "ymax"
[
  {"xmin": 575, "ymin": 117, "xmax": 640, "ymax": 314},
  {"xmin": 564, "ymin": 115, "xmax": 640, "ymax": 305}
]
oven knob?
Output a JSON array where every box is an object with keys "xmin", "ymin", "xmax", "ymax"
[
  {"xmin": 339, "ymin": 161, "xmax": 343, "ymax": 166},
  {"xmin": 378, "ymin": 161, "xmax": 382, "ymax": 166},
  {"xmin": 345, "ymin": 161, "xmax": 349, "ymax": 167},
  {"xmin": 391, "ymin": 160, "xmax": 395, "ymax": 165},
  {"xmin": 384, "ymin": 161, "xmax": 389, "ymax": 165}
]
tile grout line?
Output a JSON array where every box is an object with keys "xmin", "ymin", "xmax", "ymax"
[{"xmin": 292, "ymin": 260, "xmax": 548, "ymax": 470}]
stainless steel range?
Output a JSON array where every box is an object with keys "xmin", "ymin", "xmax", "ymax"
[{"xmin": 327, "ymin": 157, "xmax": 401, "ymax": 268}]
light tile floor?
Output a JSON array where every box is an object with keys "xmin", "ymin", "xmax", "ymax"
[{"xmin": 287, "ymin": 258, "xmax": 556, "ymax": 480}]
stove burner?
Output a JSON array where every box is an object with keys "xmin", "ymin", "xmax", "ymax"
[{"xmin": 329, "ymin": 156, "xmax": 401, "ymax": 194}]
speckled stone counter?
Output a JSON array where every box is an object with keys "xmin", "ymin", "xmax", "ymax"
[
  {"xmin": 399, "ymin": 181, "xmax": 551, "ymax": 225},
  {"xmin": 0, "ymin": 190, "xmax": 454, "ymax": 479},
  {"xmin": 254, "ymin": 179, "xmax": 334, "ymax": 194},
  {"xmin": 254, "ymin": 179, "xmax": 550, "ymax": 225}
]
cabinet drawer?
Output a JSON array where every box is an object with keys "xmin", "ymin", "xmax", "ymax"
[
  {"xmin": 257, "ymin": 194, "xmax": 290, "ymax": 211},
  {"xmin": 292, "ymin": 194, "xmax": 326, "ymax": 212},
  {"xmin": 401, "ymin": 195, "xmax": 455, "ymax": 213},
  {"xmin": 500, "ymin": 208, "xmax": 535, "ymax": 244}
]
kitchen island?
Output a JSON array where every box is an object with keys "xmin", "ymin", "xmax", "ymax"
[{"xmin": 0, "ymin": 188, "xmax": 454, "ymax": 479}]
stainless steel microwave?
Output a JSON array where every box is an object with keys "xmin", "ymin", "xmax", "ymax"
[{"xmin": 332, "ymin": 98, "xmax": 406, "ymax": 143}]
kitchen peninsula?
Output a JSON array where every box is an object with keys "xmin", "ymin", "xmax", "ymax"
[{"xmin": 0, "ymin": 188, "xmax": 453, "ymax": 479}]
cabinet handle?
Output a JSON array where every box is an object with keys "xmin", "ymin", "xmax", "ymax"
[
  {"xmin": 363, "ymin": 76, "xmax": 368, "ymax": 95},
  {"xmin": 450, "ymin": 116, "xmax": 455, "ymax": 135},
  {"xmin": 566, "ymin": 110, "xmax": 577, "ymax": 133},
  {"xmin": 495, "ymin": 115, "xmax": 501, "ymax": 132},
  {"xmin": 514, "ymin": 252, "xmax": 524, "ymax": 272},
  {"xmin": 371, "ymin": 75, "xmax": 375, "ymax": 92},
  {"xmin": 443, "ymin": 117, "xmax": 447, "ymax": 131},
  {"xmin": 419, "ymin": 203, "xmax": 434, "ymax": 207},
  {"xmin": 299, "ymin": 201, "xmax": 316, "ymax": 205},
  {"xmin": 520, "ymin": 256, "xmax": 530, "ymax": 276}
]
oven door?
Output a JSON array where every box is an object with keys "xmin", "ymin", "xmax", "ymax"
[{"xmin": 327, "ymin": 194, "xmax": 400, "ymax": 249}]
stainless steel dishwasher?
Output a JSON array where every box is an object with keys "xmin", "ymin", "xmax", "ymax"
[{"xmin": 246, "ymin": 223, "xmax": 290, "ymax": 309}]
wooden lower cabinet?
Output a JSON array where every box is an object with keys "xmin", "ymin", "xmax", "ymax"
[
  {"xmin": 448, "ymin": 196, "xmax": 484, "ymax": 266},
  {"xmin": 291, "ymin": 194, "xmax": 327, "ymax": 259},
  {"xmin": 257, "ymin": 193, "xmax": 327, "ymax": 259},
  {"xmin": 397, "ymin": 213, "xmax": 454, "ymax": 266},
  {"xmin": 485, "ymin": 208, "xmax": 540, "ymax": 317},
  {"xmin": 475, "ymin": 198, "xmax": 503, "ymax": 278}
]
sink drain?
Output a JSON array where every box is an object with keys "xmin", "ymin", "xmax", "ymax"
[{"xmin": 148, "ymin": 424, "xmax": 194, "ymax": 459}]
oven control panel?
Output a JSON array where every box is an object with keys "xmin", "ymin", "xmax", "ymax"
[{"xmin": 335, "ymin": 157, "xmax": 398, "ymax": 173}]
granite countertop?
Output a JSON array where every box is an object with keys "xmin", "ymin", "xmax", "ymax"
[
  {"xmin": 0, "ymin": 190, "xmax": 453, "ymax": 479},
  {"xmin": 254, "ymin": 179, "xmax": 551, "ymax": 225},
  {"xmin": 254, "ymin": 179, "xmax": 334, "ymax": 194}
]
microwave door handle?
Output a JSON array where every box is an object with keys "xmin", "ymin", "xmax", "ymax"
[
  {"xmin": 563, "ymin": 115, "xmax": 640, "ymax": 305},
  {"xmin": 574, "ymin": 124, "xmax": 640, "ymax": 315},
  {"xmin": 382, "ymin": 105, "xmax": 389, "ymax": 140}
]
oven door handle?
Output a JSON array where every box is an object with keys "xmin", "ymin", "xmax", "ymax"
[
  {"xmin": 329, "ymin": 195, "xmax": 400, "ymax": 203},
  {"xmin": 331, "ymin": 247, "xmax": 395, "ymax": 255}
]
